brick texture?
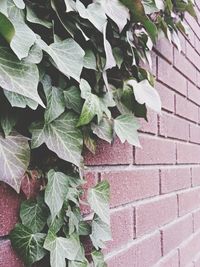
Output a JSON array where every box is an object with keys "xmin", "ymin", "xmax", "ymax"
[{"xmin": 1, "ymin": 3, "xmax": 200, "ymax": 267}]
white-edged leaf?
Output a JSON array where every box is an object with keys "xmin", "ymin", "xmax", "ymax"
[
  {"xmin": 0, "ymin": 132, "xmax": 30, "ymax": 192},
  {"xmin": 13, "ymin": 0, "xmax": 25, "ymax": 9},
  {"xmin": 23, "ymin": 42, "xmax": 43, "ymax": 64},
  {"xmin": 103, "ymin": 23, "xmax": 116, "ymax": 70},
  {"xmin": 114, "ymin": 114, "xmax": 140, "ymax": 147},
  {"xmin": 4, "ymin": 91, "xmax": 38, "ymax": 110},
  {"xmin": 26, "ymin": 6, "xmax": 52, "ymax": 28},
  {"xmin": 83, "ymin": 49, "xmax": 96, "ymax": 70},
  {"xmin": 127, "ymin": 79, "xmax": 161, "ymax": 113},
  {"xmin": 91, "ymin": 250, "xmax": 107, "ymax": 267},
  {"xmin": 64, "ymin": 86, "xmax": 83, "ymax": 114},
  {"xmin": 92, "ymin": 118, "xmax": 113, "ymax": 143}
]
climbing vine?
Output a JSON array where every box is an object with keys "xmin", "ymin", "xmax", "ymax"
[{"xmin": 0, "ymin": 0, "xmax": 196, "ymax": 266}]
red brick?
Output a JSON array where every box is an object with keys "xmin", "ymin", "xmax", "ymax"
[
  {"xmin": 193, "ymin": 209, "xmax": 200, "ymax": 232},
  {"xmin": 188, "ymin": 82, "xmax": 200, "ymax": 106},
  {"xmin": 139, "ymin": 109, "xmax": 157, "ymax": 135},
  {"xmin": 135, "ymin": 136, "xmax": 176, "ymax": 165},
  {"xmin": 160, "ymin": 167, "xmax": 191, "ymax": 194},
  {"xmin": 178, "ymin": 188, "xmax": 200, "ymax": 216},
  {"xmin": 155, "ymin": 250, "xmax": 179, "ymax": 267},
  {"xmin": 177, "ymin": 142, "xmax": 200, "ymax": 164},
  {"xmin": 192, "ymin": 167, "xmax": 200, "ymax": 186},
  {"xmin": 106, "ymin": 232, "xmax": 161, "ymax": 267},
  {"xmin": 155, "ymin": 38, "xmax": 173, "ymax": 63},
  {"xmin": 176, "ymin": 94, "xmax": 199, "ymax": 123},
  {"xmin": 0, "ymin": 183, "xmax": 21, "ymax": 236},
  {"xmin": 161, "ymin": 214, "xmax": 193, "ymax": 255},
  {"xmin": 84, "ymin": 138, "xmax": 133, "ymax": 165},
  {"xmin": 104, "ymin": 207, "xmax": 134, "ymax": 254},
  {"xmin": 158, "ymin": 57, "xmax": 187, "ymax": 96},
  {"xmin": 101, "ymin": 169, "xmax": 159, "ymax": 207},
  {"xmin": 159, "ymin": 113, "xmax": 189, "ymax": 141},
  {"xmin": 135, "ymin": 195, "xmax": 177, "ymax": 237},
  {"xmin": 190, "ymin": 124, "xmax": 200, "ymax": 144},
  {"xmin": 0, "ymin": 240, "xmax": 24, "ymax": 267},
  {"xmin": 155, "ymin": 81, "xmax": 175, "ymax": 112},
  {"xmin": 179, "ymin": 232, "xmax": 200, "ymax": 267},
  {"xmin": 174, "ymin": 48, "xmax": 196, "ymax": 83}
]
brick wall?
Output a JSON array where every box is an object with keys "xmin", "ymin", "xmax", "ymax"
[{"xmin": 1, "ymin": 2, "xmax": 200, "ymax": 267}]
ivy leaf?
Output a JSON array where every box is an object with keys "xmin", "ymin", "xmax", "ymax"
[
  {"xmin": 30, "ymin": 112, "xmax": 83, "ymax": 167},
  {"xmin": 45, "ymin": 170, "xmax": 69, "ymax": 221},
  {"xmin": 37, "ymin": 38, "xmax": 84, "ymax": 82},
  {"xmin": 91, "ymin": 250, "xmax": 107, "ymax": 267},
  {"xmin": 83, "ymin": 49, "xmax": 96, "ymax": 70},
  {"xmin": 142, "ymin": 0, "xmax": 159, "ymax": 14},
  {"xmin": 0, "ymin": 132, "xmax": 30, "ymax": 192},
  {"xmin": 90, "ymin": 216, "xmax": 112, "ymax": 249},
  {"xmin": 20, "ymin": 197, "xmax": 48, "ymax": 233},
  {"xmin": 0, "ymin": 47, "xmax": 44, "ymax": 107},
  {"xmin": 0, "ymin": 12, "xmax": 15, "ymax": 43},
  {"xmin": 26, "ymin": 6, "xmax": 52, "ymax": 28},
  {"xmin": 114, "ymin": 114, "xmax": 140, "ymax": 147},
  {"xmin": 64, "ymin": 0, "xmax": 76, "ymax": 12},
  {"xmin": 103, "ymin": 23, "xmax": 116, "ymax": 70},
  {"xmin": 42, "ymin": 76, "xmax": 65, "ymax": 124},
  {"xmin": 44, "ymin": 230, "xmax": 85, "ymax": 267},
  {"xmin": 10, "ymin": 224, "xmax": 47, "ymax": 266},
  {"xmin": 92, "ymin": 118, "xmax": 113, "ymax": 144},
  {"xmin": 4, "ymin": 91, "xmax": 38, "ymax": 110},
  {"xmin": 13, "ymin": 0, "xmax": 25, "ymax": 9},
  {"xmin": 0, "ymin": 1, "xmax": 8, "ymax": 16},
  {"xmin": 69, "ymin": 260, "xmax": 89, "ymax": 267},
  {"xmin": 88, "ymin": 181, "xmax": 110, "ymax": 224},
  {"xmin": 0, "ymin": 112, "xmax": 18, "ymax": 137},
  {"xmin": 64, "ymin": 86, "xmax": 83, "ymax": 114},
  {"xmin": 127, "ymin": 79, "xmax": 161, "ymax": 113},
  {"xmin": 23, "ymin": 42, "xmax": 43, "ymax": 64}
]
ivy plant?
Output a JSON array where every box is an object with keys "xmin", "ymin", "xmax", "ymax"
[{"xmin": 0, "ymin": 0, "xmax": 196, "ymax": 266}]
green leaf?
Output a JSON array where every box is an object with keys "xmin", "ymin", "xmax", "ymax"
[
  {"xmin": 83, "ymin": 49, "xmax": 96, "ymax": 70},
  {"xmin": 30, "ymin": 112, "xmax": 83, "ymax": 167},
  {"xmin": 142, "ymin": 0, "xmax": 159, "ymax": 14},
  {"xmin": 69, "ymin": 260, "xmax": 89, "ymax": 267},
  {"xmin": 114, "ymin": 114, "xmax": 140, "ymax": 147},
  {"xmin": 88, "ymin": 181, "xmax": 110, "ymax": 224},
  {"xmin": 20, "ymin": 197, "xmax": 48, "ymax": 233},
  {"xmin": 0, "ymin": 132, "xmax": 30, "ymax": 192},
  {"xmin": 0, "ymin": 12, "xmax": 15, "ymax": 43},
  {"xmin": 42, "ymin": 75, "xmax": 65, "ymax": 124},
  {"xmin": 90, "ymin": 216, "xmax": 112, "ymax": 249},
  {"xmin": 26, "ymin": 6, "xmax": 52, "ymax": 28},
  {"xmin": 103, "ymin": 23, "xmax": 116, "ymax": 70},
  {"xmin": 0, "ymin": 1, "xmax": 8, "ymax": 16},
  {"xmin": 13, "ymin": 0, "xmax": 25, "ymax": 9},
  {"xmin": 91, "ymin": 250, "xmax": 107, "ymax": 267},
  {"xmin": 0, "ymin": 47, "xmax": 44, "ymax": 107},
  {"xmin": 45, "ymin": 170, "xmax": 69, "ymax": 221},
  {"xmin": 64, "ymin": 86, "xmax": 83, "ymax": 114},
  {"xmin": 92, "ymin": 118, "xmax": 113, "ymax": 144},
  {"xmin": 127, "ymin": 79, "xmax": 161, "ymax": 113},
  {"xmin": 4, "ymin": 91, "xmax": 38, "ymax": 110},
  {"xmin": 10, "ymin": 224, "xmax": 46, "ymax": 266},
  {"xmin": 0, "ymin": 112, "xmax": 18, "ymax": 136},
  {"xmin": 37, "ymin": 38, "xmax": 85, "ymax": 82},
  {"xmin": 23, "ymin": 42, "xmax": 43, "ymax": 64},
  {"xmin": 44, "ymin": 231, "xmax": 85, "ymax": 267}
]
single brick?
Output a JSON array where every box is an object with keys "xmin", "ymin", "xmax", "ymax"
[
  {"xmin": 84, "ymin": 138, "xmax": 133, "ymax": 165},
  {"xmin": 193, "ymin": 209, "xmax": 200, "ymax": 232},
  {"xmin": 188, "ymin": 82, "xmax": 200, "ymax": 106},
  {"xmin": 158, "ymin": 57, "xmax": 187, "ymax": 96},
  {"xmin": 159, "ymin": 112, "xmax": 189, "ymax": 141},
  {"xmin": 0, "ymin": 240, "xmax": 24, "ymax": 267},
  {"xmin": 135, "ymin": 195, "xmax": 178, "ymax": 237},
  {"xmin": 135, "ymin": 136, "xmax": 176, "ymax": 165},
  {"xmin": 154, "ymin": 250, "xmax": 179, "ymax": 267},
  {"xmin": 139, "ymin": 109, "xmax": 157, "ymax": 135},
  {"xmin": 175, "ymin": 94, "xmax": 199, "ymax": 123},
  {"xmin": 155, "ymin": 81, "xmax": 175, "ymax": 113},
  {"xmin": 179, "ymin": 231, "xmax": 200, "ymax": 267},
  {"xmin": 0, "ymin": 183, "xmax": 21, "ymax": 237},
  {"xmin": 101, "ymin": 169, "xmax": 159, "ymax": 207},
  {"xmin": 155, "ymin": 37, "xmax": 173, "ymax": 63},
  {"xmin": 160, "ymin": 167, "xmax": 191, "ymax": 194},
  {"xmin": 192, "ymin": 167, "xmax": 200, "ymax": 186},
  {"xmin": 161, "ymin": 214, "xmax": 193, "ymax": 255},
  {"xmin": 106, "ymin": 232, "xmax": 161, "ymax": 267},
  {"xmin": 104, "ymin": 206, "xmax": 134, "ymax": 254},
  {"xmin": 178, "ymin": 188, "xmax": 200, "ymax": 216},
  {"xmin": 190, "ymin": 124, "xmax": 200, "ymax": 144},
  {"xmin": 177, "ymin": 142, "xmax": 200, "ymax": 164}
]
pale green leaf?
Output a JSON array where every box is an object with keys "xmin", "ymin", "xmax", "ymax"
[
  {"xmin": 103, "ymin": 23, "xmax": 116, "ymax": 70},
  {"xmin": 64, "ymin": 0, "xmax": 76, "ymax": 12},
  {"xmin": 13, "ymin": 0, "xmax": 25, "ymax": 9},
  {"xmin": 4, "ymin": 91, "xmax": 38, "ymax": 110},
  {"xmin": 92, "ymin": 118, "xmax": 113, "ymax": 144},
  {"xmin": 69, "ymin": 260, "xmax": 89, "ymax": 267},
  {"xmin": 23, "ymin": 42, "xmax": 43, "ymax": 64},
  {"xmin": 83, "ymin": 49, "xmax": 96, "ymax": 70},
  {"xmin": 91, "ymin": 250, "xmax": 107, "ymax": 267},
  {"xmin": 0, "ymin": 113, "xmax": 18, "ymax": 136},
  {"xmin": 64, "ymin": 86, "xmax": 83, "ymax": 114},
  {"xmin": 26, "ymin": 6, "xmax": 52, "ymax": 28}
]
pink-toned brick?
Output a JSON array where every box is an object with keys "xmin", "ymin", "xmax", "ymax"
[
  {"xmin": 158, "ymin": 57, "xmax": 187, "ymax": 96},
  {"xmin": 135, "ymin": 136, "xmax": 176, "ymax": 165},
  {"xmin": 177, "ymin": 142, "xmax": 200, "ymax": 164},
  {"xmin": 0, "ymin": 183, "xmax": 21, "ymax": 237},
  {"xmin": 106, "ymin": 232, "xmax": 161, "ymax": 267},
  {"xmin": 135, "ymin": 195, "xmax": 177, "ymax": 237},
  {"xmin": 192, "ymin": 167, "xmax": 200, "ymax": 186},
  {"xmin": 155, "ymin": 250, "xmax": 179, "ymax": 267},
  {"xmin": 174, "ymin": 48, "xmax": 197, "ymax": 83},
  {"xmin": 190, "ymin": 124, "xmax": 200, "ymax": 144},
  {"xmin": 104, "ymin": 207, "xmax": 134, "ymax": 254},
  {"xmin": 186, "ymin": 41, "xmax": 200, "ymax": 70},
  {"xmin": 159, "ymin": 113, "xmax": 189, "ymax": 141},
  {"xmin": 84, "ymin": 138, "xmax": 133, "ymax": 165},
  {"xmin": 179, "ymin": 232, "xmax": 200, "ymax": 267},
  {"xmin": 194, "ymin": 253, "xmax": 200, "ymax": 267},
  {"xmin": 155, "ymin": 81, "xmax": 175, "ymax": 112},
  {"xmin": 155, "ymin": 38, "xmax": 173, "ymax": 63},
  {"xmin": 188, "ymin": 82, "xmax": 200, "ymax": 106},
  {"xmin": 179, "ymin": 33, "xmax": 186, "ymax": 54},
  {"xmin": 160, "ymin": 167, "xmax": 191, "ymax": 194},
  {"xmin": 193, "ymin": 209, "xmax": 200, "ymax": 232},
  {"xmin": 139, "ymin": 109, "xmax": 157, "ymax": 135},
  {"xmin": 101, "ymin": 169, "xmax": 159, "ymax": 207},
  {"xmin": 185, "ymin": 13, "xmax": 200, "ymax": 38},
  {"xmin": 161, "ymin": 214, "xmax": 193, "ymax": 255},
  {"xmin": 0, "ymin": 240, "xmax": 24, "ymax": 267},
  {"xmin": 176, "ymin": 94, "xmax": 199, "ymax": 123},
  {"xmin": 178, "ymin": 188, "xmax": 200, "ymax": 216}
]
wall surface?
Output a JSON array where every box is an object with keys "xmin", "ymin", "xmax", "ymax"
[{"xmin": 1, "ymin": 2, "xmax": 200, "ymax": 267}]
